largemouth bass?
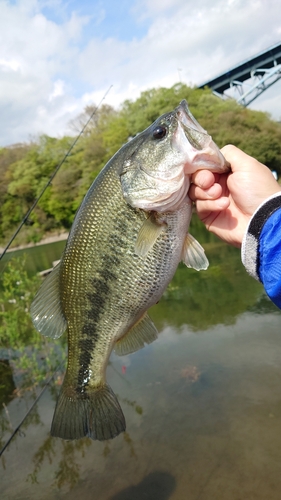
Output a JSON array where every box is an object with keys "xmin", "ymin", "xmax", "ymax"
[{"xmin": 31, "ymin": 100, "xmax": 229, "ymax": 441}]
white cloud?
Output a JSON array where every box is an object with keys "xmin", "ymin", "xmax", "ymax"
[
  {"xmin": 48, "ymin": 79, "xmax": 65, "ymax": 101},
  {"xmin": 0, "ymin": 0, "xmax": 89, "ymax": 144},
  {"xmin": 0, "ymin": 0, "xmax": 281, "ymax": 146},
  {"xmin": 76, "ymin": 0, "xmax": 281, "ymax": 91},
  {"xmin": 0, "ymin": 58, "xmax": 22, "ymax": 72}
]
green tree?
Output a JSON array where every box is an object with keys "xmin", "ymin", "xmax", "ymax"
[{"xmin": 1, "ymin": 84, "xmax": 281, "ymax": 247}]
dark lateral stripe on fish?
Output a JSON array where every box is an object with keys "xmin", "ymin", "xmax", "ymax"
[
  {"xmin": 76, "ymin": 265, "xmax": 118, "ymax": 391},
  {"xmin": 75, "ymin": 211, "xmax": 132, "ymax": 391}
]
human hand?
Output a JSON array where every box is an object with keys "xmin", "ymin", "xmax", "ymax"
[{"xmin": 189, "ymin": 145, "xmax": 281, "ymax": 247}]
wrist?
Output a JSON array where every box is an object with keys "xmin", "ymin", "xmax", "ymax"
[{"xmin": 241, "ymin": 192, "xmax": 281, "ymax": 281}]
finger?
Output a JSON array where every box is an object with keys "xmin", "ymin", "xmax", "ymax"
[
  {"xmin": 189, "ymin": 182, "xmax": 223, "ymax": 202},
  {"xmin": 221, "ymin": 144, "xmax": 262, "ymax": 172},
  {"xmin": 195, "ymin": 196, "xmax": 230, "ymax": 217},
  {"xmin": 191, "ymin": 170, "xmax": 215, "ymax": 189}
]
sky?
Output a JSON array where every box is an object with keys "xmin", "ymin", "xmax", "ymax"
[{"xmin": 0, "ymin": 0, "xmax": 281, "ymax": 146}]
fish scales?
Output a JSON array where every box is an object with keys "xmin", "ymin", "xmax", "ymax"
[{"xmin": 31, "ymin": 100, "xmax": 230, "ymax": 441}]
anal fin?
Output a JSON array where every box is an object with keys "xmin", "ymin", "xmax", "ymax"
[{"xmin": 114, "ymin": 313, "xmax": 158, "ymax": 356}]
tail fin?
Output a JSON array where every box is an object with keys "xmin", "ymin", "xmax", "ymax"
[{"xmin": 51, "ymin": 383, "xmax": 126, "ymax": 441}]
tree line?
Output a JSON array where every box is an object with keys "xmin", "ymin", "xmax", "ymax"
[{"xmin": 1, "ymin": 83, "xmax": 281, "ymax": 246}]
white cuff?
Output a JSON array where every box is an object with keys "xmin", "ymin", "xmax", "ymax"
[{"xmin": 241, "ymin": 192, "xmax": 281, "ymax": 281}]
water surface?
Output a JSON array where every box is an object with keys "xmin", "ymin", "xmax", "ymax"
[{"xmin": 1, "ymin": 232, "xmax": 281, "ymax": 499}]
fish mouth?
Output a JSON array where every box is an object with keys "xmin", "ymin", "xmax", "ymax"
[
  {"xmin": 176, "ymin": 100, "xmax": 207, "ymax": 139},
  {"xmin": 176, "ymin": 100, "xmax": 231, "ymax": 172}
]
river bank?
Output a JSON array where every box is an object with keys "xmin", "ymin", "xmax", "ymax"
[{"xmin": 0, "ymin": 232, "xmax": 69, "ymax": 254}]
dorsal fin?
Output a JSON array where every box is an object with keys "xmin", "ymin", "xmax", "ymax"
[{"xmin": 30, "ymin": 263, "xmax": 67, "ymax": 338}]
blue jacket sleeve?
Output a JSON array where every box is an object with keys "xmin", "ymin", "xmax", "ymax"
[{"xmin": 242, "ymin": 193, "xmax": 281, "ymax": 308}]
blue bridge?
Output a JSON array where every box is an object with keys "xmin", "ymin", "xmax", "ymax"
[{"xmin": 198, "ymin": 42, "xmax": 281, "ymax": 106}]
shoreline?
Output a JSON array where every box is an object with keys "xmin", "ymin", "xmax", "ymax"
[{"xmin": 0, "ymin": 232, "xmax": 69, "ymax": 254}]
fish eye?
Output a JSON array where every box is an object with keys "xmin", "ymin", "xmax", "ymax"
[{"xmin": 152, "ymin": 126, "xmax": 167, "ymax": 140}]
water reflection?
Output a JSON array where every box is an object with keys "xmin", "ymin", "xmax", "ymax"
[
  {"xmin": 1, "ymin": 229, "xmax": 281, "ymax": 499},
  {"xmin": 25, "ymin": 394, "xmax": 140, "ymax": 491},
  {"xmin": 150, "ymin": 243, "xmax": 266, "ymax": 331},
  {"xmin": 28, "ymin": 436, "xmax": 92, "ymax": 489},
  {"xmin": 0, "ymin": 240, "xmax": 66, "ymax": 277},
  {"xmin": 2, "ymin": 308, "xmax": 281, "ymax": 498},
  {"xmin": 0, "ymin": 361, "xmax": 15, "ymax": 406}
]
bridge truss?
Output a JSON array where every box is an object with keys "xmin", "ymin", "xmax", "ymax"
[{"xmin": 198, "ymin": 42, "xmax": 281, "ymax": 106}]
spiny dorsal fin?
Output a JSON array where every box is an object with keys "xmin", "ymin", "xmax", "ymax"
[
  {"xmin": 181, "ymin": 233, "xmax": 209, "ymax": 271},
  {"xmin": 30, "ymin": 263, "xmax": 67, "ymax": 338},
  {"xmin": 135, "ymin": 215, "xmax": 166, "ymax": 257},
  {"xmin": 114, "ymin": 313, "xmax": 158, "ymax": 356}
]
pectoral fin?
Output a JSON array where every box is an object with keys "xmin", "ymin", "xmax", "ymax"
[
  {"xmin": 181, "ymin": 233, "xmax": 209, "ymax": 271},
  {"xmin": 114, "ymin": 313, "xmax": 158, "ymax": 356},
  {"xmin": 30, "ymin": 263, "xmax": 67, "ymax": 338},
  {"xmin": 135, "ymin": 215, "xmax": 166, "ymax": 257}
]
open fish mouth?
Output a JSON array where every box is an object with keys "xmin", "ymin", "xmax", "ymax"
[
  {"xmin": 176, "ymin": 100, "xmax": 207, "ymax": 133},
  {"xmin": 176, "ymin": 101, "xmax": 212, "ymax": 151},
  {"xmin": 176, "ymin": 100, "xmax": 231, "ymax": 171}
]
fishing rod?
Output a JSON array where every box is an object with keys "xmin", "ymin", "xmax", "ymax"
[{"xmin": 0, "ymin": 85, "xmax": 113, "ymax": 262}]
